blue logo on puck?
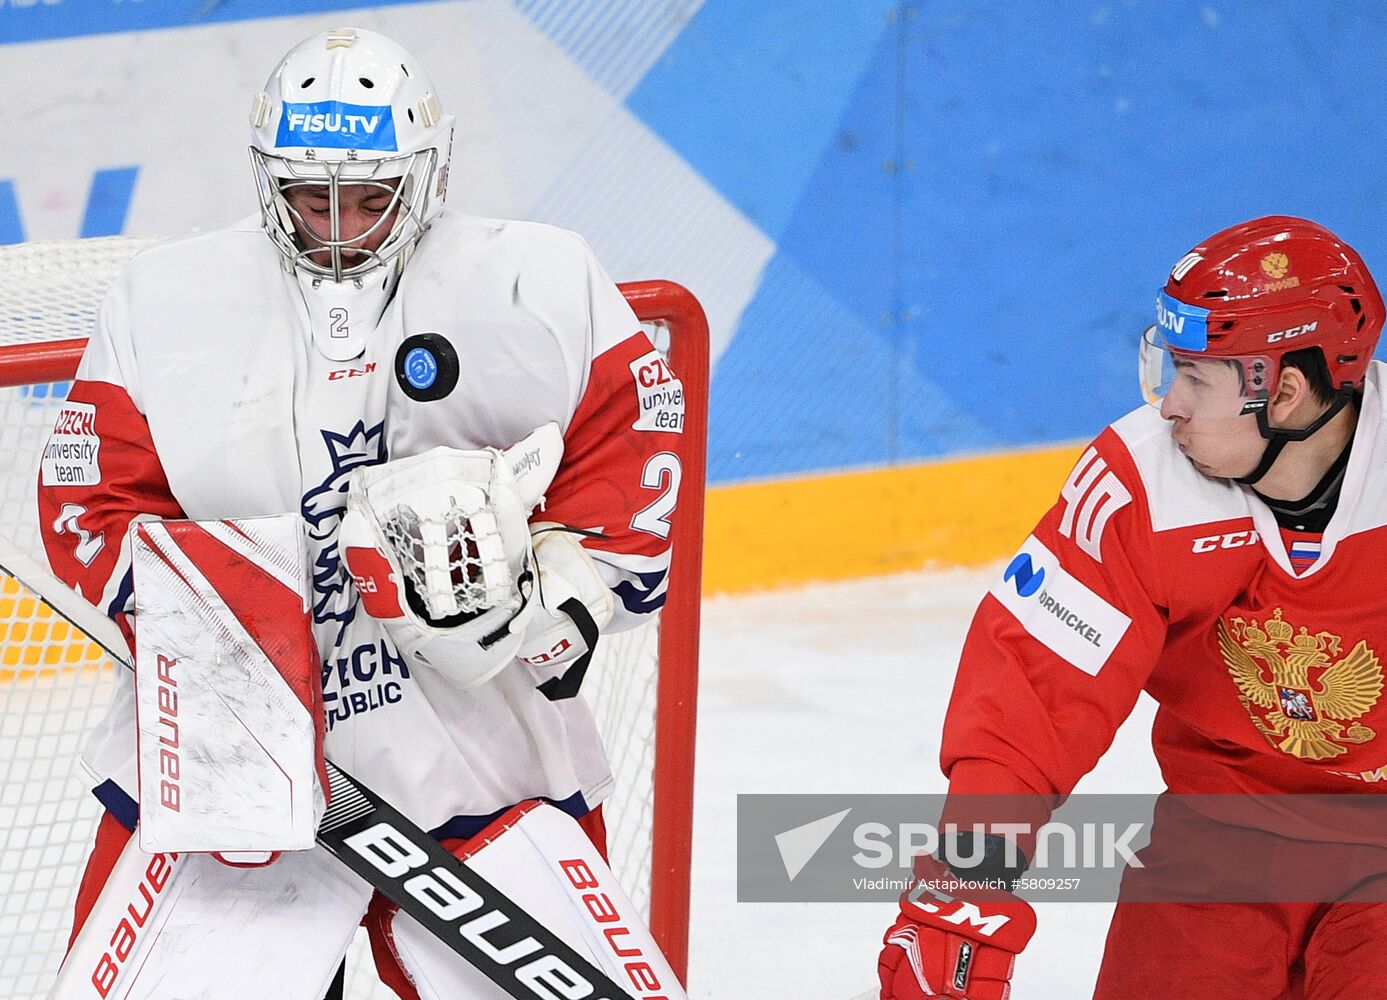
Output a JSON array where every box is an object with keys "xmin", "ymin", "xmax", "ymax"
[
  {"xmin": 395, "ymin": 333, "xmax": 458, "ymax": 401},
  {"xmin": 403, "ymin": 347, "xmax": 438, "ymax": 390}
]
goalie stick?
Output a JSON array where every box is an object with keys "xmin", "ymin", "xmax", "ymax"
[{"xmin": 0, "ymin": 535, "xmax": 635, "ymax": 1000}]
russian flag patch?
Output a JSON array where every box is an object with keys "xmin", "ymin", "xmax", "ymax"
[{"xmin": 1288, "ymin": 539, "xmax": 1321, "ymax": 572}]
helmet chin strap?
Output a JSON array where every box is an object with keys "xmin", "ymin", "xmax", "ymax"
[{"xmin": 1234, "ymin": 387, "xmax": 1355, "ymax": 486}]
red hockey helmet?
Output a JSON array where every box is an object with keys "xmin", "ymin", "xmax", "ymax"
[{"xmin": 1142, "ymin": 216, "xmax": 1385, "ymax": 417}]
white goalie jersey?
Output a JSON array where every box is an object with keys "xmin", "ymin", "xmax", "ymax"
[{"xmin": 36, "ymin": 209, "xmax": 685, "ymax": 840}]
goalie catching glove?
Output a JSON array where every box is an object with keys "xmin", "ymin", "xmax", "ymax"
[
  {"xmin": 340, "ymin": 424, "xmax": 616, "ymax": 691},
  {"xmin": 340, "ymin": 424, "xmax": 562, "ymax": 689},
  {"xmin": 879, "ymin": 855, "xmax": 1035, "ymax": 1000}
]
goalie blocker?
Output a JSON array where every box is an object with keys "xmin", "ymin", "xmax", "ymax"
[{"xmin": 129, "ymin": 514, "xmax": 325, "ymax": 856}]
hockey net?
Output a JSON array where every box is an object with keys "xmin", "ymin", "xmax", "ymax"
[{"xmin": 0, "ymin": 237, "xmax": 706, "ymax": 999}]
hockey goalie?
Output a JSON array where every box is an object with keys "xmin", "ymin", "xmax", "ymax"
[{"xmin": 38, "ymin": 26, "xmax": 687, "ymax": 1000}]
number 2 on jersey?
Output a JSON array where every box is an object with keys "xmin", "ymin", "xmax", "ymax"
[{"xmin": 631, "ymin": 452, "xmax": 681, "ymax": 539}]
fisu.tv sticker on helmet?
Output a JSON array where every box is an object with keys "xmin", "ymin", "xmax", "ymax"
[
  {"xmin": 395, "ymin": 333, "xmax": 459, "ymax": 402},
  {"xmin": 41, "ymin": 402, "xmax": 101, "ymax": 487},
  {"xmin": 629, "ymin": 351, "xmax": 684, "ymax": 433},
  {"xmin": 277, "ymin": 101, "xmax": 398, "ymax": 151},
  {"xmin": 1155, "ymin": 290, "xmax": 1210, "ymax": 352},
  {"xmin": 988, "ymin": 535, "xmax": 1131, "ymax": 677}
]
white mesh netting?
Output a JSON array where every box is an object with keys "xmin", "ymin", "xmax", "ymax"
[{"xmin": 0, "ymin": 237, "xmax": 682, "ymax": 999}]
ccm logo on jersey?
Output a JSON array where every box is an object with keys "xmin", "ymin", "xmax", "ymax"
[
  {"xmin": 1058, "ymin": 447, "xmax": 1131, "ymax": 562},
  {"xmin": 328, "ymin": 363, "xmax": 377, "ymax": 381},
  {"xmin": 629, "ymin": 351, "xmax": 684, "ymax": 433},
  {"xmin": 1192, "ymin": 530, "xmax": 1259, "ymax": 553},
  {"xmin": 1266, "ymin": 321, "xmax": 1317, "ymax": 343},
  {"xmin": 89, "ymin": 853, "xmax": 180, "ymax": 997},
  {"xmin": 990, "ymin": 536, "xmax": 1131, "ymax": 676},
  {"xmin": 560, "ymin": 857, "xmax": 673, "ymax": 997}
]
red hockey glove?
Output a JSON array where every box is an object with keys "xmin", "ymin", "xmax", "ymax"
[{"xmin": 878, "ymin": 856, "xmax": 1036, "ymax": 1000}]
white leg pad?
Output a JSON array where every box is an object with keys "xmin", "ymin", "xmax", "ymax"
[
  {"xmin": 50, "ymin": 840, "xmax": 371, "ymax": 1000},
  {"xmin": 386, "ymin": 803, "xmax": 687, "ymax": 1000}
]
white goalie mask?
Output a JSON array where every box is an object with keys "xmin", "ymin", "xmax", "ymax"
[{"xmin": 249, "ymin": 27, "xmax": 455, "ymax": 282}]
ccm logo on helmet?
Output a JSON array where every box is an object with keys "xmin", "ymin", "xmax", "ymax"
[
  {"xmin": 1266, "ymin": 322, "xmax": 1318, "ymax": 343},
  {"xmin": 1192, "ymin": 530, "xmax": 1259, "ymax": 553}
]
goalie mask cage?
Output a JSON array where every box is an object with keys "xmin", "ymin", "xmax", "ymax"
[{"xmin": 0, "ymin": 237, "xmax": 706, "ymax": 999}]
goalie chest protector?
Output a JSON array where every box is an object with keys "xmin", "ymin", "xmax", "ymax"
[{"xmin": 77, "ymin": 209, "xmax": 646, "ymax": 832}]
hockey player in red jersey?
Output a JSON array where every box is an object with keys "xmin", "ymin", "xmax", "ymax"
[
  {"xmin": 878, "ymin": 216, "xmax": 1387, "ymax": 999},
  {"xmin": 40, "ymin": 26, "xmax": 688, "ymax": 1000}
]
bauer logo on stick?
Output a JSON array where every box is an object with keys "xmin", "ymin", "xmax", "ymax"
[
  {"xmin": 395, "ymin": 333, "xmax": 460, "ymax": 402},
  {"xmin": 276, "ymin": 100, "xmax": 399, "ymax": 151}
]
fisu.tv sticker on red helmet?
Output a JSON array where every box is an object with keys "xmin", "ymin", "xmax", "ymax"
[
  {"xmin": 277, "ymin": 101, "xmax": 398, "ymax": 151},
  {"xmin": 1155, "ymin": 290, "xmax": 1210, "ymax": 351}
]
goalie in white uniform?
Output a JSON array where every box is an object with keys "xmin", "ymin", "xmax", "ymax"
[{"xmin": 38, "ymin": 27, "xmax": 688, "ymax": 1000}]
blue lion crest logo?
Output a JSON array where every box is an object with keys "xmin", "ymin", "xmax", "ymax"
[{"xmin": 301, "ymin": 420, "xmax": 387, "ymax": 637}]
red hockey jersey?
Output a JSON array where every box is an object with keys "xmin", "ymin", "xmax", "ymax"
[{"xmin": 944, "ymin": 363, "xmax": 1387, "ymax": 824}]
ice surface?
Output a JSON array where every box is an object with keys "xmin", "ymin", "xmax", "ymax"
[{"xmin": 687, "ymin": 563, "xmax": 1162, "ymax": 999}]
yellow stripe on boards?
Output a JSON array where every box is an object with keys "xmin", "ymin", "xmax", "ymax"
[
  {"xmin": 0, "ymin": 442, "xmax": 1090, "ymax": 672},
  {"xmin": 704, "ymin": 443, "xmax": 1085, "ymax": 593}
]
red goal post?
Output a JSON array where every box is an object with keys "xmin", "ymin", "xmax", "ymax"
[{"xmin": 0, "ymin": 237, "xmax": 706, "ymax": 994}]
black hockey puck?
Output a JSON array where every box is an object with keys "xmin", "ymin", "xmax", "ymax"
[{"xmin": 394, "ymin": 333, "xmax": 459, "ymax": 401}]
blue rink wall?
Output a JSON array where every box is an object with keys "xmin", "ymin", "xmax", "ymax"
[{"xmin": 5, "ymin": 1, "xmax": 1387, "ymax": 587}]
